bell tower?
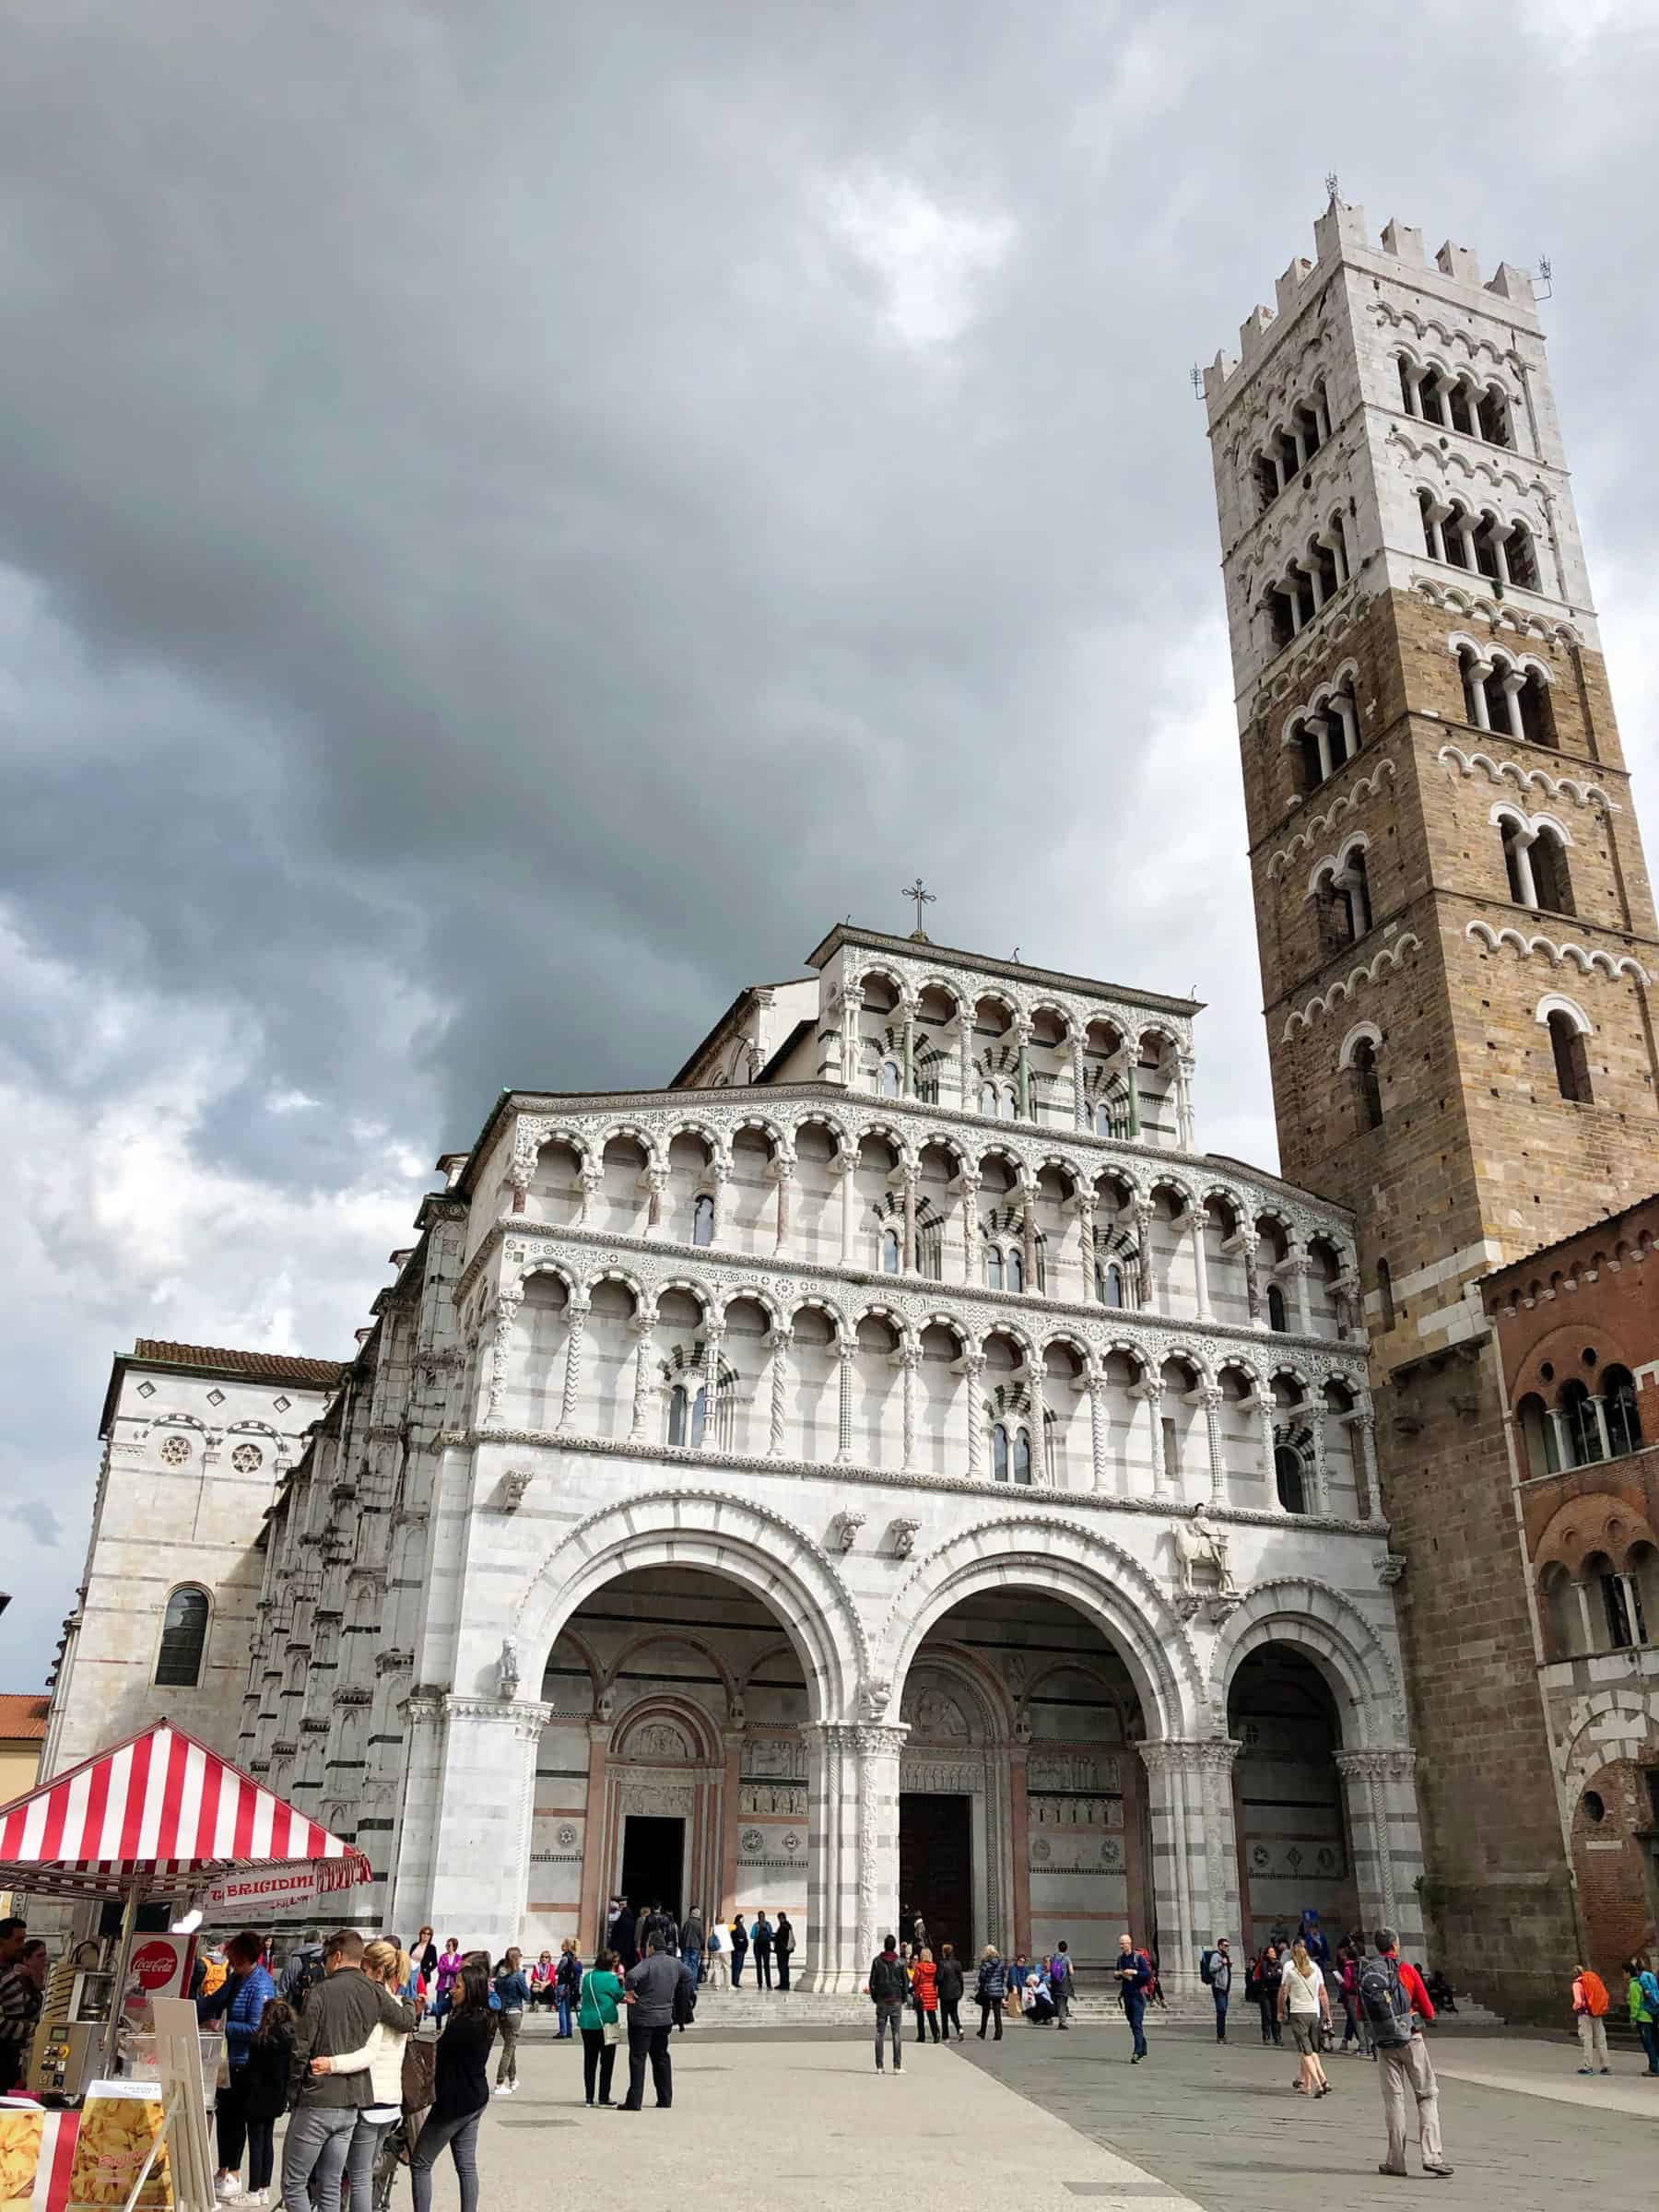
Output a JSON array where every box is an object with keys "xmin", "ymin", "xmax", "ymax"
[{"xmin": 1204, "ymin": 197, "xmax": 1659, "ymax": 2015}]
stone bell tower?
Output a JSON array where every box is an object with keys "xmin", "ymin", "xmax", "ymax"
[{"xmin": 1203, "ymin": 196, "xmax": 1659, "ymax": 2015}]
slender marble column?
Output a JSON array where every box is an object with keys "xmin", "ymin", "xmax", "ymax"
[
  {"xmin": 767, "ymin": 1327, "xmax": 792, "ymax": 1458},
  {"xmin": 773, "ymin": 1160, "xmax": 794, "ymax": 1256},
  {"xmin": 836, "ymin": 1344, "xmax": 856, "ymax": 1465},
  {"xmin": 1071, "ymin": 1041, "xmax": 1088, "ymax": 1131},
  {"xmin": 629, "ymin": 1312, "xmax": 654, "ymax": 1442},
  {"xmin": 1020, "ymin": 1181, "xmax": 1040, "ymax": 1293},
  {"xmin": 559, "ymin": 1289, "xmax": 591, "ymax": 1431},
  {"xmin": 899, "ymin": 1341, "xmax": 921, "ymax": 1473},
  {"xmin": 839, "ymin": 1155, "xmax": 858, "ymax": 1265},
  {"xmin": 1241, "ymin": 1227, "xmax": 1263, "ymax": 1327},
  {"xmin": 901, "ymin": 1162, "xmax": 919, "ymax": 1274},
  {"xmin": 901, "ymin": 1002, "xmax": 917, "ymax": 1098},
  {"xmin": 1087, "ymin": 1374, "xmax": 1111, "ymax": 1492},
  {"xmin": 959, "ymin": 1173, "xmax": 982, "ymax": 1286},
  {"xmin": 698, "ymin": 1324, "xmax": 724, "ymax": 1451},
  {"xmin": 1351, "ymin": 1410, "xmax": 1379, "ymax": 1518},
  {"xmin": 963, "ymin": 1352, "xmax": 985, "ymax": 1480},
  {"xmin": 1189, "ymin": 1206, "xmax": 1213, "ymax": 1320},
  {"xmin": 1200, "ymin": 1384, "xmax": 1227, "ymax": 1502},
  {"xmin": 1014, "ymin": 1015, "xmax": 1033, "ymax": 1122},
  {"xmin": 1077, "ymin": 1193, "xmax": 1098, "ymax": 1303}
]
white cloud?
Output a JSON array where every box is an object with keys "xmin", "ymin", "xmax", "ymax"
[{"xmin": 811, "ymin": 165, "xmax": 1018, "ymax": 350}]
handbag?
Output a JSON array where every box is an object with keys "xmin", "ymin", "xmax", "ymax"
[{"xmin": 582, "ymin": 1971, "xmax": 618, "ymax": 2046}]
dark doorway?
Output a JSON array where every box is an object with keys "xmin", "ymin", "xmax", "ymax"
[
  {"xmin": 620, "ymin": 1815, "xmax": 685, "ymax": 1921},
  {"xmin": 900, "ymin": 1793, "xmax": 972, "ymax": 1957}
]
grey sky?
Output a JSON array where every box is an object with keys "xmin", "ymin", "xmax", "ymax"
[{"xmin": 4, "ymin": 1, "xmax": 1658, "ymax": 1686}]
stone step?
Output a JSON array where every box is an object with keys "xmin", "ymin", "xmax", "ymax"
[{"xmin": 521, "ymin": 1991, "xmax": 1208, "ymax": 2030}]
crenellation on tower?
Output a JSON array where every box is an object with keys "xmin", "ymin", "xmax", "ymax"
[{"xmin": 1205, "ymin": 198, "xmax": 1659, "ymax": 2019}]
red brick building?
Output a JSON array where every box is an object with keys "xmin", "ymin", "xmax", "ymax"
[{"xmin": 1482, "ymin": 1202, "xmax": 1659, "ymax": 1982}]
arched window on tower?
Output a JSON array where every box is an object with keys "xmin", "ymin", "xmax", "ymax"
[
  {"xmin": 692, "ymin": 1194, "xmax": 714, "ymax": 1248},
  {"xmin": 1530, "ymin": 826, "xmax": 1574, "ymax": 916},
  {"xmin": 1500, "ymin": 817, "xmax": 1533, "ymax": 905},
  {"xmin": 992, "ymin": 1424, "xmax": 1010, "ymax": 1482},
  {"xmin": 155, "ymin": 1586, "xmax": 210, "ymax": 1688},
  {"xmin": 881, "ymin": 1227, "xmax": 900, "ymax": 1275},
  {"xmin": 1274, "ymin": 1443, "xmax": 1308, "ymax": 1514},
  {"xmin": 1518, "ymin": 665, "xmax": 1555, "ymax": 747},
  {"xmin": 1267, "ymin": 1283, "xmax": 1288, "ymax": 1333},
  {"xmin": 1516, "ymin": 1391, "xmax": 1557, "ymax": 1477},
  {"xmin": 1012, "ymin": 1428, "xmax": 1033, "ymax": 1486},
  {"xmin": 1099, "ymin": 1259, "xmax": 1124, "ymax": 1308},
  {"xmin": 667, "ymin": 1382, "xmax": 708, "ymax": 1448},
  {"xmin": 985, "ymin": 1246, "xmax": 1005, "ymax": 1293},
  {"xmin": 1006, "ymin": 1247, "xmax": 1025, "ymax": 1294},
  {"xmin": 1477, "ymin": 384, "xmax": 1512, "ymax": 447},
  {"xmin": 1605, "ymin": 1365, "xmax": 1642, "ymax": 1458},
  {"xmin": 1340, "ymin": 849, "xmax": 1371, "ymax": 939},
  {"xmin": 1505, "ymin": 523, "xmax": 1541, "ymax": 592},
  {"xmin": 1560, "ymin": 1379, "xmax": 1603, "ymax": 1467},
  {"xmin": 979, "ymin": 1081, "xmax": 998, "ymax": 1117},
  {"xmin": 880, "ymin": 1059, "xmax": 901, "ymax": 1099},
  {"xmin": 1547, "ymin": 1008, "xmax": 1594, "ymax": 1105},
  {"xmin": 1351, "ymin": 1038, "xmax": 1383, "ymax": 1131}
]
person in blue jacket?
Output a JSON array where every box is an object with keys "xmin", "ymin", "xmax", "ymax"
[{"xmin": 197, "ymin": 1929, "xmax": 276, "ymax": 2194}]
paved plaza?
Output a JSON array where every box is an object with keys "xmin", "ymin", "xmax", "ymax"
[{"xmin": 399, "ymin": 2018, "xmax": 1654, "ymax": 2212}]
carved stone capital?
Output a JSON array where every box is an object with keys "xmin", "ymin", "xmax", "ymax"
[
  {"xmin": 1376, "ymin": 1551, "xmax": 1407, "ymax": 1586},
  {"xmin": 1334, "ymin": 1747, "xmax": 1417, "ymax": 1783},
  {"xmin": 1137, "ymin": 1736, "xmax": 1242, "ymax": 1775}
]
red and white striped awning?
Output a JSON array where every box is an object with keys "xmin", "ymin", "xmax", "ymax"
[{"xmin": 0, "ymin": 1721, "xmax": 371, "ymax": 1900}]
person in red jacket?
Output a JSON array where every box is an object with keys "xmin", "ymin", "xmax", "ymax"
[
  {"xmin": 1366, "ymin": 1929, "xmax": 1452, "ymax": 2182},
  {"xmin": 911, "ymin": 1947, "xmax": 940, "ymax": 2043}
]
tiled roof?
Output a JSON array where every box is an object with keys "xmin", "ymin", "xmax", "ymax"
[
  {"xmin": 0, "ymin": 1694, "xmax": 49, "ymax": 1742},
  {"xmin": 130, "ymin": 1341, "xmax": 347, "ymax": 1391}
]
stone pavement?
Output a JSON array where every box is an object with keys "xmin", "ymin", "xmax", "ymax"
[
  {"xmin": 399, "ymin": 2020, "xmax": 1654, "ymax": 2212},
  {"xmin": 954, "ymin": 2015, "xmax": 1656, "ymax": 2212}
]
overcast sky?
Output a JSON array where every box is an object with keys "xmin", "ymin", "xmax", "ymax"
[{"xmin": 4, "ymin": 1, "xmax": 1658, "ymax": 1689}]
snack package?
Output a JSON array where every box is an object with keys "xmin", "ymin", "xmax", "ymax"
[
  {"xmin": 65, "ymin": 2088, "xmax": 171, "ymax": 2212},
  {"xmin": 0, "ymin": 2101, "xmax": 80, "ymax": 2212}
]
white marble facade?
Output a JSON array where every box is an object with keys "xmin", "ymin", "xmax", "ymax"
[{"xmin": 54, "ymin": 925, "xmax": 1425, "ymax": 1993}]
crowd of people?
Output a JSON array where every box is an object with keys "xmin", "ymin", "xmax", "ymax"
[{"xmin": 5, "ymin": 1899, "xmax": 1656, "ymax": 2196}]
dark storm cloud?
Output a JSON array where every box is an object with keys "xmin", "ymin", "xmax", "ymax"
[{"xmin": 4, "ymin": 0, "xmax": 1659, "ymax": 1677}]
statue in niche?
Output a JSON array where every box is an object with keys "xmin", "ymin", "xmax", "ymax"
[
  {"xmin": 903, "ymin": 1683, "xmax": 969, "ymax": 1741},
  {"xmin": 1171, "ymin": 1511, "xmax": 1240, "ymax": 1612},
  {"xmin": 629, "ymin": 1722, "xmax": 689, "ymax": 1761}
]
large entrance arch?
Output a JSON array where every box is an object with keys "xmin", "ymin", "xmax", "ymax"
[{"xmin": 896, "ymin": 1589, "xmax": 1154, "ymax": 1974}]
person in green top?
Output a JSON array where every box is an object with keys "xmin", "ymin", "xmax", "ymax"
[
  {"xmin": 577, "ymin": 1949, "xmax": 627, "ymax": 2106},
  {"xmin": 1626, "ymin": 1955, "xmax": 1659, "ymax": 2076}
]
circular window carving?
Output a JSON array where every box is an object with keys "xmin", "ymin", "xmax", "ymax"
[
  {"xmin": 1583, "ymin": 1789, "xmax": 1606, "ymax": 1824},
  {"xmin": 159, "ymin": 1435, "xmax": 192, "ymax": 1466},
  {"xmin": 231, "ymin": 1442, "xmax": 263, "ymax": 1473}
]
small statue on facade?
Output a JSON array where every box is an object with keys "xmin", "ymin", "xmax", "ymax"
[
  {"xmin": 1171, "ymin": 1511, "xmax": 1240, "ymax": 1614},
  {"xmin": 497, "ymin": 1635, "xmax": 521, "ymax": 1700}
]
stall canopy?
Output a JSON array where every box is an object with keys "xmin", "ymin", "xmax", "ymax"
[{"xmin": 0, "ymin": 1719, "xmax": 369, "ymax": 1900}]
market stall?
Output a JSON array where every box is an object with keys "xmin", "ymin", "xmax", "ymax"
[{"xmin": 0, "ymin": 1719, "xmax": 370, "ymax": 2093}]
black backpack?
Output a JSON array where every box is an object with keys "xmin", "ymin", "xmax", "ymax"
[
  {"xmin": 1199, "ymin": 1948, "xmax": 1215, "ymax": 1985},
  {"xmin": 288, "ymin": 1951, "xmax": 323, "ymax": 2014},
  {"xmin": 1357, "ymin": 1954, "xmax": 1414, "ymax": 2049}
]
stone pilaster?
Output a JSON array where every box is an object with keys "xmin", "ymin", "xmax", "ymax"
[
  {"xmin": 1335, "ymin": 1747, "xmax": 1426, "ymax": 1952},
  {"xmin": 1137, "ymin": 1737, "xmax": 1243, "ymax": 1992},
  {"xmin": 800, "ymin": 1721, "xmax": 908, "ymax": 1992}
]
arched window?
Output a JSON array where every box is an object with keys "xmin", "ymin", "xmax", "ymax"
[
  {"xmin": 1341, "ymin": 849, "xmax": 1371, "ymax": 939},
  {"xmin": 1506, "ymin": 524, "xmax": 1541, "ymax": 594},
  {"xmin": 992, "ymin": 1424, "xmax": 1010, "ymax": 1482},
  {"xmin": 156, "ymin": 1586, "xmax": 211, "ymax": 1688},
  {"xmin": 1500, "ymin": 817, "xmax": 1532, "ymax": 904},
  {"xmin": 1034, "ymin": 1233, "xmax": 1048, "ymax": 1296},
  {"xmin": 1377, "ymin": 1258, "xmax": 1395, "ymax": 1331},
  {"xmin": 1351, "ymin": 1038, "xmax": 1383, "ymax": 1131},
  {"xmin": 666, "ymin": 1382, "xmax": 708, "ymax": 1448},
  {"xmin": 979, "ymin": 1081, "xmax": 998, "ymax": 1116},
  {"xmin": 1095, "ymin": 1102, "xmax": 1113, "ymax": 1137},
  {"xmin": 1001, "ymin": 1084, "xmax": 1018, "ymax": 1120},
  {"xmin": 1601, "ymin": 1566, "xmax": 1642, "ymax": 1651},
  {"xmin": 1560, "ymin": 1379, "xmax": 1602, "ymax": 1467},
  {"xmin": 1547, "ymin": 1008, "xmax": 1593, "ymax": 1104},
  {"xmin": 1516, "ymin": 1391, "xmax": 1557, "ymax": 1478},
  {"xmin": 1530, "ymin": 827, "xmax": 1573, "ymax": 916},
  {"xmin": 692, "ymin": 1194, "xmax": 714, "ymax": 1247},
  {"xmin": 1267, "ymin": 1283, "xmax": 1288, "ymax": 1333},
  {"xmin": 985, "ymin": 1247, "xmax": 1004, "ymax": 1292},
  {"xmin": 1477, "ymin": 386, "xmax": 1511, "ymax": 447},
  {"xmin": 880, "ymin": 1227, "xmax": 900, "ymax": 1275},
  {"xmin": 1100, "ymin": 1260, "xmax": 1124, "ymax": 1308},
  {"xmin": 1275, "ymin": 1445, "xmax": 1307, "ymax": 1514},
  {"xmin": 917, "ymin": 1219, "xmax": 943, "ymax": 1281},
  {"xmin": 1604, "ymin": 1365, "xmax": 1642, "ymax": 1458},
  {"xmin": 1518, "ymin": 665, "xmax": 1555, "ymax": 747},
  {"xmin": 1012, "ymin": 1428, "xmax": 1033, "ymax": 1486},
  {"xmin": 880, "ymin": 1059, "xmax": 901, "ymax": 1099},
  {"xmin": 1006, "ymin": 1248, "xmax": 1024, "ymax": 1294}
]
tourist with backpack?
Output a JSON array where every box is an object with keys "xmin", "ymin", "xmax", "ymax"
[
  {"xmin": 1201, "ymin": 1937, "xmax": 1231, "ymax": 2041},
  {"xmin": 1571, "ymin": 1961, "xmax": 1612, "ymax": 2075},
  {"xmin": 1049, "ymin": 1942, "xmax": 1075, "ymax": 2030},
  {"xmin": 1624, "ymin": 1957, "xmax": 1659, "ymax": 2075},
  {"xmin": 1250, "ymin": 1943, "xmax": 1283, "ymax": 2045},
  {"xmin": 868, "ymin": 1936, "xmax": 911, "ymax": 2071},
  {"xmin": 1114, "ymin": 1934, "xmax": 1151, "ymax": 2063},
  {"xmin": 1362, "ymin": 1928, "xmax": 1452, "ymax": 2181}
]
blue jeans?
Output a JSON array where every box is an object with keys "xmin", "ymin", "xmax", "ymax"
[
  {"xmin": 682, "ymin": 1948, "xmax": 700, "ymax": 1989},
  {"xmin": 1213, "ymin": 1991, "xmax": 1229, "ymax": 2041},
  {"xmin": 1122, "ymin": 1992, "xmax": 1147, "ymax": 2057},
  {"xmin": 280, "ymin": 2105, "xmax": 356, "ymax": 2212},
  {"xmin": 1641, "ymin": 2018, "xmax": 1659, "ymax": 2073},
  {"xmin": 344, "ymin": 2115, "xmax": 394, "ymax": 2212},
  {"xmin": 556, "ymin": 1991, "xmax": 573, "ymax": 2037},
  {"xmin": 733, "ymin": 1951, "xmax": 746, "ymax": 1984}
]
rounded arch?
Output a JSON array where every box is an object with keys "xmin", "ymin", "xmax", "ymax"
[
  {"xmin": 880, "ymin": 1515, "xmax": 1202, "ymax": 1741},
  {"xmin": 1210, "ymin": 1578, "xmax": 1407, "ymax": 1747},
  {"xmin": 1336, "ymin": 1019, "xmax": 1382, "ymax": 1070},
  {"xmin": 609, "ymin": 1689, "xmax": 727, "ymax": 1765},
  {"xmin": 899, "ymin": 1638, "xmax": 1016, "ymax": 1742},
  {"xmin": 593, "ymin": 1118, "xmax": 665, "ymax": 1170},
  {"xmin": 714, "ymin": 1281, "xmax": 784, "ymax": 1330},
  {"xmin": 513, "ymin": 1489, "xmax": 867, "ymax": 1722},
  {"xmin": 600, "ymin": 1629, "xmax": 739, "ymax": 1721},
  {"xmin": 154, "ymin": 1582, "xmax": 213, "ymax": 1688},
  {"xmin": 1535, "ymin": 991, "xmax": 1591, "ymax": 1035}
]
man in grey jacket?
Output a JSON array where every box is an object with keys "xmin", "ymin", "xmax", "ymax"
[
  {"xmin": 281, "ymin": 1930, "xmax": 418, "ymax": 2212},
  {"xmin": 618, "ymin": 1936, "xmax": 692, "ymax": 2112}
]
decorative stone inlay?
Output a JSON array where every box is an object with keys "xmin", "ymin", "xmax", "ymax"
[
  {"xmin": 159, "ymin": 1435, "xmax": 192, "ymax": 1466},
  {"xmin": 231, "ymin": 1442, "xmax": 265, "ymax": 1473}
]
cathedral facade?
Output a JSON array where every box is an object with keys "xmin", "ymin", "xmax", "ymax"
[
  {"xmin": 1206, "ymin": 201, "xmax": 1659, "ymax": 2013},
  {"xmin": 178, "ymin": 922, "xmax": 1409, "ymax": 1994}
]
